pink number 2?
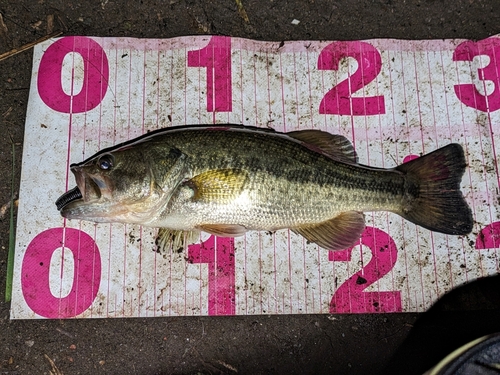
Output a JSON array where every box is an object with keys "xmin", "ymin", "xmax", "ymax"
[
  {"xmin": 475, "ymin": 221, "xmax": 500, "ymax": 250},
  {"xmin": 329, "ymin": 226, "xmax": 402, "ymax": 313},
  {"xmin": 453, "ymin": 37, "xmax": 500, "ymax": 112},
  {"xmin": 318, "ymin": 41, "xmax": 385, "ymax": 116},
  {"xmin": 188, "ymin": 236, "xmax": 236, "ymax": 315},
  {"xmin": 187, "ymin": 36, "xmax": 232, "ymax": 112}
]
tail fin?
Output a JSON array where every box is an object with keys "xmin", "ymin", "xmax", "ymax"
[{"xmin": 395, "ymin": 144, "xmax": 473, "ymax": 235}]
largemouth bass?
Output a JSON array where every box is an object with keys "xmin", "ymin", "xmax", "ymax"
[{"xmin": 56, "ymin": 125, "xmax": 473, "ymax": 251}]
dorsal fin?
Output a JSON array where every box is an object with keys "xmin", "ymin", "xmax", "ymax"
[{"xmin": 286, "ymin": 130, "xmax": 358, "ymax": 163}]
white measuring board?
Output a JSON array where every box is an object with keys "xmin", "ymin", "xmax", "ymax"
[{"xmin": 10, "ymin": 35, "xmax": 500, "ymax": 319}]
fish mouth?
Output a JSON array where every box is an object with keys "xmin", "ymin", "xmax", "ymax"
[{"xmin": 55, "ymin": 167, "xmax": 103, "ymax": 214}]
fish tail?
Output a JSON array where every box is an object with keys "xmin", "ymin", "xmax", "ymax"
[{"xmin": 395, "ymin": 143, "xmax": 473, "ymax": 235}]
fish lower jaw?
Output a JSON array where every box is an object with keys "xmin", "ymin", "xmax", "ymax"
[{"xmin": 60, "ymin": 203, "xmax": 154, "ymax": 225}]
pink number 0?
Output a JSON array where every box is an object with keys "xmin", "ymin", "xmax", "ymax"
[
  {"xmin": 187, "ymin": 36, "xmax": 232, "ymax": 112},
  {"xmin": 318, "ymin": 41, "xmax": 385, "ymax": 116},
  {"xmin": 37, "ymin": 36, "xmax": 109, "ymax": 113},
  {"xmin": 453, "ymin": 37, "xmax": 500, "ymax": 112},
  {"xmin": 21, "ymin": 228, "xmax": 101, "ymax": 318},
  {"xmin": 329, "ymin": 226, "xmax": 402, "ymax": 313},
  {"xmin": 188, "ymin": 236, "xmax": 236, "ymax": 315}
]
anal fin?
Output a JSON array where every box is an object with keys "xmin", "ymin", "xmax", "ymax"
[{"xmin": 292, "ymin": 211, "xmax": 365, "ymax": 250}]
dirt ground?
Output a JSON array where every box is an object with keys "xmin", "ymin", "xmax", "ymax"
[{"xmin": 1, "ymin": 0, "xmax": 500, "ymax": 374}]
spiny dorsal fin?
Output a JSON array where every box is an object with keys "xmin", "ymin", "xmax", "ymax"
[
  {"xmin": 292, "ymin": 211, "xmax": 365, "ymax": 250},
  {"xmin": 197, "ymin": 224, "xmax": 247, "ymax": 237},
  {"xmin": 188, "ymin": 169, "xmax": 248, "ymax": 203},
  {"xmin": 286, "ymin": 130, "xmax": 358, "ymax": 163}
]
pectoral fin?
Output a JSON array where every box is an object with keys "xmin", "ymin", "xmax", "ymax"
[
  {"xmin": 292, "ymin": 211, "xmax": 365, "ymax": 250},
  {"xmin": 198, "ymin": 224, "xmax": 247, "ymax": 237},
  {"xmin": 155, "ymin": 228, "xmax": 200, "ymax": 254},
  {"xmin": 188, "ymin": 169, "xmax": 249, "ymax": 203}
]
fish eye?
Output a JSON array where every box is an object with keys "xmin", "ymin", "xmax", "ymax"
[{"xmin": 97, "ymin": 154, "xmax": 114, "ymax": 170}]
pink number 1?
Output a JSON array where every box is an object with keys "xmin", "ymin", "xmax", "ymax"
[
  {"xmin": 318, "ymin": 41, "xmax": 385, "ymax": 116},
  {"xmin": 188, "ymin": 236, "xmax": 236, "ymax": 315},
  {"xmin": 329, "ymin": 226, "xmax": 402, "ymax": 313},
  {"xmin": 187, "ymin": 36, "xmax": 232, "ymax": 112}
]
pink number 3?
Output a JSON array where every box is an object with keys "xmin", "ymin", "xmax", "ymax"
[
  {"xmin": 318, "ymin": 41, "xmax": 385, "ymax": 116},
  {"xmin": 453, "ymin": 37, "xmax": 500, "ymax": 112},
  {"xmin": 329, "ymin": 226, "xmax": 402, "ymax": 313}
]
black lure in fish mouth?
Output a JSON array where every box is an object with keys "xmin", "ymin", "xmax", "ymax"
[
  {"xmin": 55, "ymin": 186, "xmax": 83, "ymax": 211},
  {"xmin": 55, "ymin": 162, "xmax": 105, "ymax": 213}
]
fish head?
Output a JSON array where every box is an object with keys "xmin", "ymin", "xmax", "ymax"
[{"xmin": 56, "ymin": 145, "xmax": 185, "ymax": 224}]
